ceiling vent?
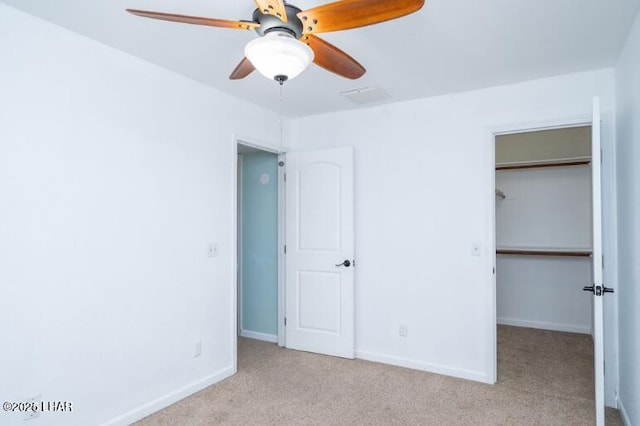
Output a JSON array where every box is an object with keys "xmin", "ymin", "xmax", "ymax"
[{"xmin": 340, "ymin": 87, "xmax": 391, "ymax": 105}]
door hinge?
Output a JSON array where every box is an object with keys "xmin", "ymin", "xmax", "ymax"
[
  {"xmin": 493, "ymin": 267, "xmax": 496, "ymax": 274},
  {"xmin": 284, "ymin": 317, "xmax": 287, "ymax": 326},
  {"xmin": 284, "ymin": 173, "xmax": 287, "ymax": 182},
  {"xmin": 284, "ymin": 245, "xmax": 287, "ymax": 254},
  {"xmin": 583, "ymin": 284, "xmax": 615, "ymax": 296}
]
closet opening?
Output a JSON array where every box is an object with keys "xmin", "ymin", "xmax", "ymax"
[
  {"xmin": 493, "ymin": 125, "xmax": 595, "ymax": 401},
  {"xmin": 236, "ymin": 142, "xmax": 285, "ymax": 362}
]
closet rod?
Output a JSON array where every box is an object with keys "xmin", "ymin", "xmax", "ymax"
[
  {"xmin": 496, "ymin": 249, "xmax": 592, "ymax": 257},
  {"xmin": 496, "ymin": 160, "xmax": 591, "ymax": 171}
]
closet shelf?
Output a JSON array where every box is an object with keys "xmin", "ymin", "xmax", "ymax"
[
  {"xmin": 496, "ymin": 247, "xmax": 592, "ymax": 257},
  {"xmin": 496, "ymin": 159, "xmax": 591, "ymax": 171}
]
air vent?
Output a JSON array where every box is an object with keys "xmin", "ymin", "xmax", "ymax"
[{"xmin": 340, "ymin": 87, "xmax": 391, "ymax": 105}]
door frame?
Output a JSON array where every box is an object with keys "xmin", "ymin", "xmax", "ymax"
[
  {"xmin": 487, "ymin": 110, "xmax": 619, "ymax": 407},
  {"xmin": 232, "ymin": 134, "xmax": 286, "ymax": 372},
  {"xmin": 485, "ymin": 116, "xmax": 593, "ymax": 384}
]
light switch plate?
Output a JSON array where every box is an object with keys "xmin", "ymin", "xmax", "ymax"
[{"xmin": 208, "ymin": 243, "xmax": 218, "ymax": 258}]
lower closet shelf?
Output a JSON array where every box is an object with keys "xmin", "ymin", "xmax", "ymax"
[{"xmin": 496, "ymin": 247, "xmax": 592, "ymax": 257}]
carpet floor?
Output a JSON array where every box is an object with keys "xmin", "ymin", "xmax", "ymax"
[{"xmin": 136, "ymin": 326, "xmax": 623, "ymax": 425}]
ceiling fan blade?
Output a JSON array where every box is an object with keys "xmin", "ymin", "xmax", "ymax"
[
  {"xmin": 254, "ymin": 0, "xmax": 288, "ymax": 23},
  {"xmin": 303, "ymin": 34, "xmax": 365, "ymax": 79},
  {"xmin": 297, "ymin": 0, "xmax": 424, "ymax": 34},
  {"xmin": 229, "ymin": 57, "xmax": 256, "ymax": 80},
  {"xmin": 126, "ymin": 9, "xmax": 259, "ymax": 31}
]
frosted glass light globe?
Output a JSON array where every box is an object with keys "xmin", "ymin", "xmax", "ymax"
[{"xmin": 245, "ymin": 31, "xmax": 314, "ymax": 82}]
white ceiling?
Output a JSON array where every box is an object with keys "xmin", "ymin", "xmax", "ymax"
[{"xmin": 3, "ymin": 0, "xmax": 639, "ymax": 117}]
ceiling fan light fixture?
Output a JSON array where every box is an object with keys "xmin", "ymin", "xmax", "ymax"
[{"xmin": 245, "ymin": 31, "xmax": 314, "ymax": 82}]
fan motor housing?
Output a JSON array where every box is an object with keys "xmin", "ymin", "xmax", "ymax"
[{"xmin": 252, "ymin": 4, "xmax": 304, "ymax": 39}]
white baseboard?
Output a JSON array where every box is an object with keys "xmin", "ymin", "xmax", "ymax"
[
  {"xmin": 240, "ymin": 330, "xmax": 278, "ymax": 343},
  {"xmin": 355, "ymin": 350, "xmax": 488, "ymax": 384},
  {"xmin": 497, "ymin": 317, "xmax": 590, "ymax": 335},
  {"xmin": 618, "ymin": 396, "xmax": 632, "ymax": 426},
  {"xmin": 102, "ymin": 366, "xmax": 234, "ymax": 426}
]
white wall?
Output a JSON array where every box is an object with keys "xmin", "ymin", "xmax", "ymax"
[
  {"xmin": 0, "ymin": 3, "xmax": 629, "ymax": 423},
  {"xmin": 289, "ymin": 69, "xmax": 618, "ymax": 400},
  {"xmin": 496, "ymin": 256, "xmax": 592, "ymax": 333},
  {"xmin": 615, "ymin": 9, "xmax": 640, "ymax": 426},
  {"xmin": 496, "ymin": 166, "xmax": 592, "ymax": 249},
  {"xmin": 496, "ymin": 166, "xmax": 592, "ymax": 333},
  {"xmin": 0, "ymin": 5, "xmax": 278, "ymax": 425}
]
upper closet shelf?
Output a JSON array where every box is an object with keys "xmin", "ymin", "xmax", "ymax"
[{"xmin": 496, "ymin": 156, "xmax": 591, "ymax": 171}]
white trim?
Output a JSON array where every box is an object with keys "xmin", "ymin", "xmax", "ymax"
[
  {"xmin": 491, "ymin": 116, "xmax": 592, "ymax": 136},
  {"xmin": 485, "ymin": 126, "xmax": 498, "ymax": 385},
  {"xmin": 237, "ymin": 154, "xmax": 244, "ymax": 335},
  {"xmin": 487, "ymin": 115, "xmax": 594, "ymax": 388},
  {"xmin": 101, "ymin": 367, "xmax": 234, "ymax": 426},
  {"xmin": 240, "ymin": 330, "xmax": 278, "ymax": 343},
  {"xmin": 617, "ymin": 397, "xmax": 631, "ymax": 426},
  {"xmin": 497, "ymin": 317, "xmax": 591, "ymax": 335},
  {"xmin": 277, "ymin": 153, "xmax": 286, "ymax": 348},
  {"xmin": 356, "ymin": 350, "xmax": 489, "ymax": 383},
  {"xmin": 231, "ymin": 138, "xmax": 239, "ymax": 375},
  {"xmin": 234, "ymin": 133, "xmax": 284, "ymax": 154}
]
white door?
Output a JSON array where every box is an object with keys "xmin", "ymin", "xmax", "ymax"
[
  {"xmin": 285, "ymin": 147, "xmax": 355, "ymax": 358},
  {"xmin": 588, "ymin": 97, "xmax": 610, "ymax": 426}
]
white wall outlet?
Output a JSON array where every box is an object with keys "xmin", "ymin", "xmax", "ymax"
[
  {"xmin": 24, "ymin": 394, "xmax": 41, "ymax": 421},
  {"xmin": 471, "ymin": 242, "xmax": 481, "ymax": 257},
  {"xmin": 207, "ymin": 242, "xmax": 218, "ymax": 258},
  {"xmin": 399, "ymin": 324, "xmax": 408, "ymax": 338},
  {"xmin": 194, "ymin": 341, "xmax": 202, "ymax": 357}
]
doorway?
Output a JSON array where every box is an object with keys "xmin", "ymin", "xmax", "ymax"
[
  {"xmin": 236, "ymin": 142, "xmax": 284, "ymax": 347},
  {"xmin": 493, "ymin": 125, "xmax": 597, "ymax": 411},
  {"xmin": 494, "ymin": 126, "xmax": 593, "ymax": 334},
  {"xmin": 233, "ymin": 143, "xmax": 356, "ymax": 367}
]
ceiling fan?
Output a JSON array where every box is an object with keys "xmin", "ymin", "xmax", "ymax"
[{"xmin": 126, "ymin": 0, "xmax": 425, "ymax": 83}]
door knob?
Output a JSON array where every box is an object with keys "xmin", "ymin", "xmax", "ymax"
[{"xmin": 335, "ymin": 260, "xmax": 351, "ymax": 267}]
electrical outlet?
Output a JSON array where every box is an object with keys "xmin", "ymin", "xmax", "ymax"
[
  {"xmin": 194, "ymin": 341, "xmax": 202, "ymax": 357},
  {"xmin": 24, "ymin": 395, "xmax": 41, "ymax": 421},
  {"xmin": 399, "ymin": 324, "xmax": 408, "ymax": 338}
]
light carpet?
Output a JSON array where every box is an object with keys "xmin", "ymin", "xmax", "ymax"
[{"xmin": 137, "ymin": 325, "xmax": 622, "ymax": 425}]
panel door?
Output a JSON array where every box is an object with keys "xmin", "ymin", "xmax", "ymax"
[{"xmin": 285, "ymin": 147, "xmax": 355, "ymax": 358}]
